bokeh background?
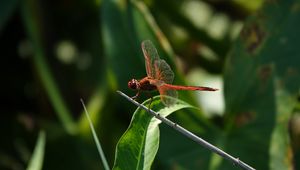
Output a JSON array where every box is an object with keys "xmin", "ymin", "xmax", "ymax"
[{"xmin": 1, "ymin": 0, "xmax": 299, "ymax": 169}]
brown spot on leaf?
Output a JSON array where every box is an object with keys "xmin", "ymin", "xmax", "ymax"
[
  {"xmin": 258, "ymin": 65, "xmax": 273, "ymax": 91},
  {"xmin": 291, "ymin": 2, "xmax": 300, "ymax": 12},
  {"xmin": 259, "ymin": 65, "xmax": 273, "ymax": 81},
  {"xmin": 235, "ymin": 111, "xmax": 256, "ymax": 127},
  {"xmin": 282, "ymin": 67, "xmax": 299, "ymax": 92},
  {"xmin": 240, "ymin": 23, "xmax": 266, "ymax": 54},
  {"xmin": 285, "ymin": 146, "xmax": 294, "ymax": 169},
  {"xmin": 286, "ymin": 67, "xmax": 298, "ymax": 76},
  {"xmin": 289, "ymin": 113, "xmax": 300, "ymax": 150}
]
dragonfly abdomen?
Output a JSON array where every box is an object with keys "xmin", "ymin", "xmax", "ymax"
[{"xmin": 162, "ymin": 84, "xmax": 218, "ymax": 91}]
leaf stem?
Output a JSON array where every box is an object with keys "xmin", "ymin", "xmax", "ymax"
[{"xmin": 117, "ymin": 90, "xmax": 255, "ymax": 170}]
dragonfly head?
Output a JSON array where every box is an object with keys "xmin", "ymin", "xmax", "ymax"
[{"xmin": 128, "ymin": 79, "xmax": 140, "ymax": 90}]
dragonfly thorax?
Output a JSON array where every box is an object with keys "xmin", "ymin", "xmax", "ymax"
[{"xmin": 128, "ymin": 79, "xmax": 140, "ymax": 90}]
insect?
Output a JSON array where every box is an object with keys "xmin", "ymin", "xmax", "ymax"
[{"xmin": 128, "ymin": 40, "xmax": 217, "ymax": 106}]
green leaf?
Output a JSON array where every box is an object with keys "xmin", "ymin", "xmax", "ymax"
[
  {"xmin": 81, "ymin": 99, "xmax": 110, "ymax": 170},
  {"xmin": 101, "ymin": 0, "xmax": 145, "ymax": 90},
  {"xmin": 222, "ymin": 0, "xmax": 300, "ymax": 169},
  {"xmin": 157, "ymin": 122, "xmax": 217, "ymax": 170},
  {"xmin": 26, "ymin": 131, "xmax": 46, "ymax": 170},
  {"xmin": 270, "ymin": 89, "xmax": 295, "ymax": 170},
  {"xmin": 113, "ymin": 96, "xmax": 194, "ymax": 170},
  {"xmin": 222, "ymin": 66, "xmax": 276, "ymax": 170}
]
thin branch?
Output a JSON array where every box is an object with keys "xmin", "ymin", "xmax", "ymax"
[{"xmin": 117, "ymin": 90, "xmax": 255, "ymax": 170}]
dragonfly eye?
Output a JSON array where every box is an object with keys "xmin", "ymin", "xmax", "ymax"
[{"xmin": 128, "ymin": 79, "xmax": 138, "ymax": 90}]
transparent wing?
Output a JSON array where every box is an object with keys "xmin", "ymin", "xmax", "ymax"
[
  {"xmin": 142, "ymin": 40, "xmax": 177, "ymax": 106},
  {"xmin": 157, "ymin": 85, "xmax": 178, "ymax": 106},
  {"xmin": 141, "ymin": 40, "xmax": 160, "ymax": 78},
  {"xmin": 149, "ymin": 79, "xmax": 178, "ymax": 106},
  {"xmin": 154, "ymin": 59, "xmax": 174, "ymax": 84}
]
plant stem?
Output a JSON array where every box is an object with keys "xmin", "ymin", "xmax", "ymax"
[{"xmin": 117, "ymin": 90, "xmax": 255, "ymax": 170}]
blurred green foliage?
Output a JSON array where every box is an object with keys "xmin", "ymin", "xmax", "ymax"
[{"xmin": 0, "ymin": 0, "xmax": 299, "ymax": 169}]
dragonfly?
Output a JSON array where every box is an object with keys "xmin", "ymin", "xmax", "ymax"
[{"xmin": 128, "ymin": 40, "xmax": 217, "ymax": 106}]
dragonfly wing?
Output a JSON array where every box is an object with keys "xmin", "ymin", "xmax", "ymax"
[
  {"xmin": 142, "ymin": 40, "xmax": 177, "ymax": 106},
  {"xmin": 142, "ymin": 40, "xmax": 160, "ymax": 78},
  {"xmin": 157, "ymin": 85, "xmax": 178, "ymax": 106},
  {"xmin": 154, "ymin": 59, "xmax": 174, "ymax": 84},
  {"xmin": 150, "ymin": 80, "xmax": 178, "ymax": 106}
]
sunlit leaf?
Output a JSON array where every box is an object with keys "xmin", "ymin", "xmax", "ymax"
[{"xmin": 113, "ymin": 96, "xmax": 194, "ymax": 170}]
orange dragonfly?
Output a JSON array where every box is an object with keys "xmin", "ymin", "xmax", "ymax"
[{"xmin": 128, "ymin": 40, "xmax": 217, "ymax": 106}]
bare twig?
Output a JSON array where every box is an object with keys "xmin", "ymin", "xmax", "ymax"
[{"xmin": 117, "ymin": 91, "xmax": 255, "ymax": 170}]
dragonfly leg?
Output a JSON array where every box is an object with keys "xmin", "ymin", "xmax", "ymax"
[{"xmin": 131, "ymin": 90, "xmax": 140, "ymax": 100}]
